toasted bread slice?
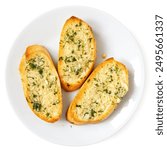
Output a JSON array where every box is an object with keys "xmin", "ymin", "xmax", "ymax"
[
  {"xmin": 19, "ymin": 45, "xmax": 62, "ymax": 123},
  {"xmin": 67, "ymin": 58, "xmax": 128, "ymax": 124},
  {"xmin": 58, "ymin": 16, "xmax": 96, "ymax": 91}
]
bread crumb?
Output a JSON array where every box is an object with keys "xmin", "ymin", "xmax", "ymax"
[{"xmin": 102, "ymin": 53, "xmax": 107, "ymax": 59}]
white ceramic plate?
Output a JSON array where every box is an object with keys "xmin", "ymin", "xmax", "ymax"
[{"xmin": 6, "ymin": 6, "xmax": 145, "ymax": 146}]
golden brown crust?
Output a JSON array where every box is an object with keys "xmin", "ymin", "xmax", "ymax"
[
  {"xmin": 67, "ymin": 58, "xmax": 129, "ymax": 125},
  {"xmin": 19, "ymin": 45, "xmax": 62, "ymax": 123},
  {"xmin": 58, "ymin": 16, "xmax": 96, "ymax": 91}
]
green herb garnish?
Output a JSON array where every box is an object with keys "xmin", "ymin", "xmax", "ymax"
[
  {"xmin": 66, "ymin": 30, "xmax": 77, "ymax": 42},
  {"xmin": 104, "ymin": 89, "xmax": 111, "ymax": 94},
  {"xmin": 95, "ymin": 83, "xmax": 99, "ymax": 87},
  {"xmin": 54, "ymin": 91, "xmax": 57, "ymax": 95},
  {"xmin": 52, "ymin": 100, "xmax": 60, "ymax": 105},
  {"xmin": 29, "ymin": 63, "xmax": 36, "ymax": 69},
  {"xmin": 33, "ymin": 102, "xmax": 41, "ymax": 112},
  {"xmin": 32, "ymin": 82, "xmax": 36, "ymax": 86},
  {"xmin": 46, "ymin": 112, "xmax": 50, "ymax": 117},
  {"xmin": 75, "ymin": 68, "xmax": 82, "ymax": 75},
  {"xmin": 65, "ymin": 56, "xmax": 77, "ymax": 63},
  {"xmin": 93, "ymin": 78, "xmax": 98, "ymax": 82},
  {"xmin": 38, "ymin": 68, "xmax": 43, "ymax": 75},
  {"xmin": 84, "ymin": 112, "xmax": 89, "ymax": 117},
  {"xmin": 33, "ymin": 94, "xmax": 37, "ymax": 98},
  {"xmin": 109, "ymin": 75, "xmax": 113, "ymax": 82},
  {"xmin": 93, "ymin": 101, "xmax": 99, "ymax": 104},
  {"xmin": 90, "ymin": 109, "xmax": 96, "ymax": 117},
  {"xmin": 76, "ymin": 105, "xmax": 81, "ymax": 108},
  {"xmin": 49, "ymin": 81, "xmax": 54, "ymax": 88},
  {"xmin": 115, "ymin": 65, "xmax": 119, "ymax": 73}
]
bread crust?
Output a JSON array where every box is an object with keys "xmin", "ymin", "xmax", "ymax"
[
  {"xmin": 19, "ymin": 45, "xmax": 62, "ymax": 123},
  {"xmin": 67, "ymin": 58, "xmax": 129, "ymax": 125},
  {"xmin": 58, "ymin": 16, "xmax": 96, "ymax": 91}
]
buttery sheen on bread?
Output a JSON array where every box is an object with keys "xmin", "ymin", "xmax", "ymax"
[
  {"xmin": 19, "ymin": 45, "xmax": 62, "ymax": 123},
  {"xmin": 58, "ymin": 16, "xmax": 96, "ymax": 91},
  {"xmin": 67, "ymin": 58, "xmax": 129, "ymax": 124}
]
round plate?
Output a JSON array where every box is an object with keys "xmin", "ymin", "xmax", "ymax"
[{"xmin": 6, "ymin": 6, "xmax": 145, "ymax": 146}]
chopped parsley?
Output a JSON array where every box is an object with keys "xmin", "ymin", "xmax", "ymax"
[
  {"xmin": 29, "ymin": 63, "xmax": 37, "ymax": 69},
  {"xmin": 93, "ymin": 101, "xmax": 99, "ymax": 104},
  {"xmin": 32, "ymin": 82, "xmax": 36, "ymax": 86},
  {"xmin": 53, "ymin": 91, "xmax": 57, "ymax": 95},
  {"xmin": 75, "ymin": 68, "xmax": 82, "ymax": 75},
  {"xmin": 33, "ymin": 102, "xmax": 42, "ymax": 112},
  {"xmin": 93, "ymin": 78, "xmax": 98, "ymax": 82},
  {"xmin": 65, "ymin": 56, "xmax": 77, "ymax": 63},
  {"xmin": 103, "ymin": 89, "xmax": 111, "ymax": 94},
  {"xmin": 32, "ymin": 94, "xmax": 37, "ymax": 98},
  {"xmin": 115, "ymin": 87, "xmax": 126, "ymax": 97},
  {"xmin": 98, "ymin": 110, "xmax": 104, "ymax": 113},
  {"xmin": 109, "ymin": 75, "xmax": 113, "ymax": 82},
  {"xmin": 76, "ymin": 104, "xmax": 81, "ymax": 108},
  {"xmin": 38, "ymin": 68, "xmax": 43, "ymax": 75},
  {"xmin": 66, "ymin": 30, "xmax": 77, "ymax": 43},
  {"xmin": 115, "ymin": 65, "xmax": 119, "ymax": 73},
  {"xmin": 52, "ymin": 100, "xmax": 60, "ymax": 106},
  {"xmin": 46, "ymin": 112, "xmax": 50, "ymax": 117},
  {"xmin": 84, "ymin": 112, "xmax": 89, "ymax": 117},
  {"xmin": 90, "ymin": 109, "xmax": 96, "ymax": 117},
  {"xmin": 95, "ymin": 83, "xmax": 99, "ymax": 87}
]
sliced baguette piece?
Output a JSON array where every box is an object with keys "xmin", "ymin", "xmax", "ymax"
[
  {"xmin": 58, "ymin": 16, "xmax": 96, "ymax": 91},
  {"xmin": 67, "ymin": 58, "xmax": 129, "ymax": 124},
  {"xmin": 19, "ymin": 45, "xmax": 62, "ymax": 123}
]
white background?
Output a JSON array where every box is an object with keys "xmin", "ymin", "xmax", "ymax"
[{"xmin": 0, "ymin": 0, "xmax": 166, "ymax": 149}]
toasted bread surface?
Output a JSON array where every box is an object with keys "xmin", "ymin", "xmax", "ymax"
[
  {"xmin": 58, "ymin": 16, "xmax": 96, "ymax": 91},
  {"xmin": 19, "ymin": 45, "xmax": 62, "ymax": 123},
  {"xmin": 67, "ymin": 58, "xmax": 128, "ymax": 124}
]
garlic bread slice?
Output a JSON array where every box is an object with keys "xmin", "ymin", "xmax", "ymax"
[
  {"xmin": 58, "ymin": 16, "xmax": 96, "ymax": 91},
  {"xmin": 19, "ymin": 45, "xmax": 62, "ymax": 123},
  {"xmin": 67, "ymin": 58, "xmax": 128, "ymax": 124}
]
